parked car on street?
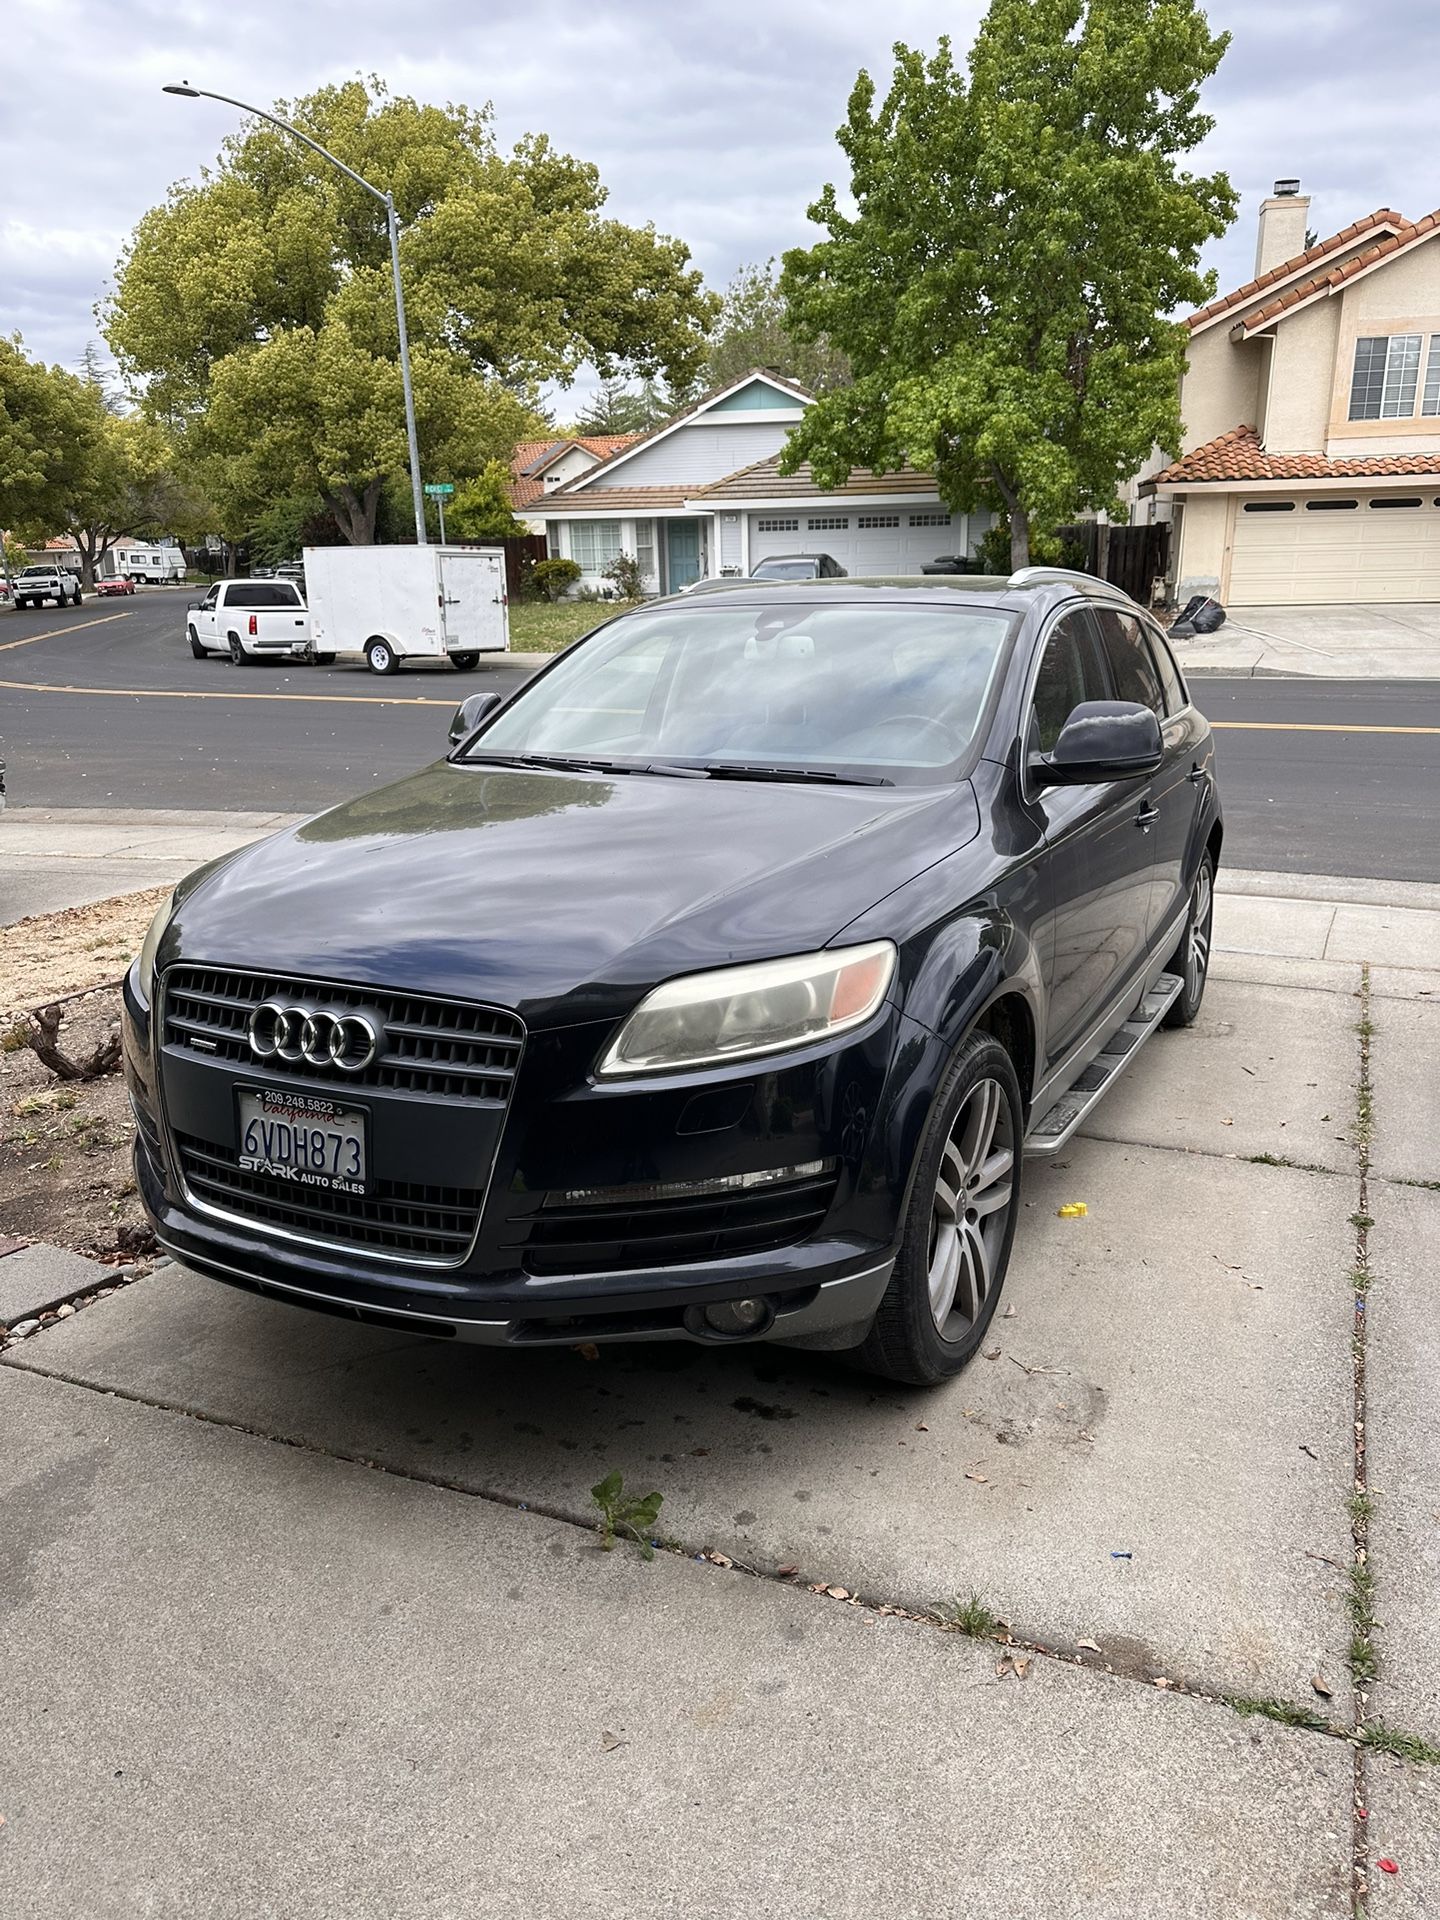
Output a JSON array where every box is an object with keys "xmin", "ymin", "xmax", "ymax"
[
  {"xmin": 749, "ymin": 552, "xmax": 848, "ymax": 580},
  {"xmin": 97, "ymin": 575, "xmax": 138, "ymax": 597},
  {"xmin": 186, "ymin": 579, "xmax": 310, "ymax": 664},
  {"xmin": 126, "ymin": 569, "xmax": 1220, "ymax": 1385},
  {"xmin": 13, "ymin": 563, "xmax": 82, "ymax": 608}
]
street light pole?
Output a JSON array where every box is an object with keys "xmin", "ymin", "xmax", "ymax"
[{"xmin": 163, "ymin": 83, "xmax": 428, "ymax": 546}]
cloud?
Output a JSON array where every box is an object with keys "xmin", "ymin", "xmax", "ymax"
[{"xmin": 6, "ymin": 0, "xmax": 1437, "ymax": 391}]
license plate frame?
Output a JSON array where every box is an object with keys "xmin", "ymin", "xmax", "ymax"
[{"xmin": 235, "ymin": 1085, "xmax": 370, "ymax": 1196}]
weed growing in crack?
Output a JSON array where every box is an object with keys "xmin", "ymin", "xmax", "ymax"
[
  {"xmin": 1225, "ymin": 1694, "xmax": 1331, "ymax": 1733},
  {"xmin": 1348, "ymin": 1493, "xmax": 1373, "ymax": 1524},
  {"xmin": 935, "ymin": 1593, "xmax": 998, "ymax": 1638},
  {"xmin": 1349, "ymin": 1558, "xmax": 1378, "ymax": 1685},
  {"xmin": 1358, "ymin": 1721, "xmax": 1440, "ymax": 1766},
  {"xmin": 589, "ymin": 1471, "xmax": 663, "ymax": 1561}
]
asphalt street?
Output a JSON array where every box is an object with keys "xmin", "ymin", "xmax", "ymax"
[{"xmin": 3, "ymin": 590, "xmax": 1439, "ymax": 880}]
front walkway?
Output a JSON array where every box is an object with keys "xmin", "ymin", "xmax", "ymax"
[{"xmin": 3, "ymin": 880, "xmax": 1439, "ymax": 1913}]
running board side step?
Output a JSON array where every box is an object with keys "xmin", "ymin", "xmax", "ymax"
[{"xmin": 1023, "ymin": 972, "xmax": 1184, "ymax": 1157}]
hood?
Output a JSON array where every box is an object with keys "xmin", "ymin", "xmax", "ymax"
[{"xmin": 167, "ymin": 760, "xmax": 981, "ymax": 1026}]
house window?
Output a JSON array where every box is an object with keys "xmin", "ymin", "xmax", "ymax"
[
  {"xmin": 1305, "ymin": 499, "xmax": 1359, "ymax": 510},
  {"xmin": 635, "ymin": 519, "xmax": 656, "ymax": 586},
  {"xmin": 857, "ymin": 513, "xmax": 901, "ymax": 529},
  {"xmin": 1423, "ymin": 337, "xmax": 1440, "ymax": 417},
  {"xmin": 909, "ymin": 512, "xmax": 952, "ymax": 527},
  {"xmin": 569, "ymin": 520, "xmax": 623, "ymax": 572},
  {"xmin": 757, "ymin": 517, "xmax": 799, "ymax": 533},
  {"xmin": 807, "ymin": 516, "xmax": 849, "ymax": 531},
  {"xmin": 547, "ymin": 524, "xmax": 562, "ymax": 558},
  {"xmin": 1349, "ymin": 334, "xmax": 1422, "ymax": 419}
]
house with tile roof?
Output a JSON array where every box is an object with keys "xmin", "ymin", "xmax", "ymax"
[
  {"xmin": 529, "ymin": 370, "xmax": 993, "ymax": 594},
  {"xmin": 508, "ymin": 434, "xmax": 644, "ymax": 526},
  {"xmin": 1143, "ymin": 181, "xmax": 1440, "ymax": 605}
]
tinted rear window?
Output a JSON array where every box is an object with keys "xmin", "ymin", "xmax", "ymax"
[{"xmin": 226, "ymin": 583, "xmax": 302, "ymax": 608}]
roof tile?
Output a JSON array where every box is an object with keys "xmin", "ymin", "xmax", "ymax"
[
  {"xmin": 1238, "ymin": 209, "xmax": 1440, "ymax": 332},
  {"xmin": 1151, "ymin": 423, "xmax": 1440, "ymax": 486},
  {"xmin": 1186, "ymin": 208, "xmax": 1405, "ymax": 330}
]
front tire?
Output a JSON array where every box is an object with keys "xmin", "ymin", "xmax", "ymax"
[
  {"xmin": 365, "ymin": 637, "xmax": 398, "ymax": 676},
  {"xmin": 188, "ymin": 626, "xmax": 207, "ymax": 660},
  {"xmin": 860, "ymin": 1030, "xmax": 1022, "ymax": 1386},
  {"xmin": 1162, "ymin": 852, "xmax": 1215, "ymax": 1029}
]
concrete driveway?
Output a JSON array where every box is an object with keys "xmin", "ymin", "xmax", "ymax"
[
  {"xmin": 1175, "ymin": 601, "xmax": 1440, "ymax": 678},
  {"xmin": 4, "ymin": 876, "xmax": 1440, "ymax": 1915}
]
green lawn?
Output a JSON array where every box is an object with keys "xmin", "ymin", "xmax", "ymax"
[{"xmin": 509, "ymin": 599, "xmax": 639, "ymax": 653}]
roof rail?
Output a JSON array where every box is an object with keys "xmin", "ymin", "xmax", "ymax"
[{"xmin": 1007, "ymin": 565, "xmax": 1131, "ymax": 603}]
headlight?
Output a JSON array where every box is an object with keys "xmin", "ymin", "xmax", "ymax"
[
  {"xmin": 597, "ymin": 940, "xmax": 897, "ymax": 1077},
  {"xmin": 136, "ymin": 889, "xmax": 176, "ymax": 1002}
]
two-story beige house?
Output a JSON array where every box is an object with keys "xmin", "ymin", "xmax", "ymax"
[{"xmin": 1146, "ymin": 183, "xmax": 1440, "ymax": 605}]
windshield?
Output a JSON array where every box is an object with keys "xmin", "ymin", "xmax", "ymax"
[
  {"xmin": 752, "ymin": 558, "xmax": 820, "ymax": 579},
  {"xmin": 467, "ymin": 600, "xmax": 1016, "ymax": 782}
]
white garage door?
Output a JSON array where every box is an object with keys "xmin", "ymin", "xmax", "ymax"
[
  {"xmin": 1229, "ymin": 492, "xmax": 1440, "ymax": 604},
  {"xmin": 748, "ymin": 510, "xmax": 973, "ymax": 577}
]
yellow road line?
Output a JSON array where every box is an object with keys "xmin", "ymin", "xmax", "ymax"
[
  {"xmin": 1211, "ymin": 720, "xmax": 1440, "ymax": 736},
  {"xmin": 0, "ymin": 611, "xmax": 133, "ymax": 651},
  {"xmin": 0, "ymin": 676, "xmax": 455, "ymax": 707}
]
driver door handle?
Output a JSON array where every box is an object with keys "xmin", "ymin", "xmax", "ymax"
[
  {"xmin": 1135, "ymin": 803, "xmax": 1161, "ymax": 831},
  {"xmin": 1188, "ymin": 762, "xmax": 1207, "ymax": 784}
]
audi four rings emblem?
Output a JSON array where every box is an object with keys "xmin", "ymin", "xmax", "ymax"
[{"xmin": 248, "ymin": 1001, "xmax": 380, "ymax": 1073}]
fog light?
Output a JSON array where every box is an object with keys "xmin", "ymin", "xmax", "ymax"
[{"xmin": 702, "ymin": 1297, "xmax": 773, "ymax": 1337}]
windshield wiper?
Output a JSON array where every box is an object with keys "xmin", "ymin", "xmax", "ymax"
[
  {"xmin": 463, "ymin": 751, "xmax": 703, "ymax": 778},
  {"xmin": 686, "ymin": 762, "xmax": 894, "ymax": 788}
]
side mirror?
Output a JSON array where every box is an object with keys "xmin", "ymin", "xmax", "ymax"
[
  {"xmin": 447, "ymin": 690, "xmax": 503, "ymax": 752},
  {"xmin": 1033, "ymin": 701, "xmax": 1163, "ymax": 786},
  {"xmin": 187, "ymin": 600, "xmax": 202, "ymax": 610}
]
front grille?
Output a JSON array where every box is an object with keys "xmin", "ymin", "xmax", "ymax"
[
  {"xmin": 162, "ymin": 965, "xmax": 524, "ymax": 1103},
  {"xmin": 521, "ymin": 1168, "xmax": 839, "ymax": 1277},
  {"xmin": 174, "ymin": 1131, "xmax": 482, "ymax": 1262}
]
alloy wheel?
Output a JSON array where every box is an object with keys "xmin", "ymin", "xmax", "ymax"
[
  {"xmin": 1186, "ymin": 862, "xmax": 1213, "ymax": 1000},
  {"xmin": 928, "ymin": 1076, "xmax": 1015, "ymax": 1338}
]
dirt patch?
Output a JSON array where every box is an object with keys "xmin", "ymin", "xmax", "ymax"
[
  {"xmin": 0, "ymin": 890, "xmax": 163, "ymax": 1259},
  {"xmin": 1, "ymin": 887, "xmax": 169, "ymax": 1018}
]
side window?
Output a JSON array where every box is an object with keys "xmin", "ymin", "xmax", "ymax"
[
  {"xmin": 201, "ymin": 585, "xmax": 219, "ymax": 610},
  {"xmin": 1143, "ymin": 621, "xmax": 1188, "ymax": 715},
  {"xmin": 1029, "ymin": 611, "xmax": 1109, "ymax": 755},
  {"xmin": 1096, "ymin": 608, "xmax": 1164, "ymax": 716}
]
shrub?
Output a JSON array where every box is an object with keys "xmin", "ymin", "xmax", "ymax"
[
  {"xmin": 531, "ymin": 557, "xmax": 582, "ymax": 602},
  {"xmin": 602, "ymin": 550, "xmax": 645, "ymax": 602}
]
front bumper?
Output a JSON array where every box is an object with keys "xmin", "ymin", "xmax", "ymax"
[{"xmin": 125, "ymin": 963, "xmax": 910, "ymax": 1352}]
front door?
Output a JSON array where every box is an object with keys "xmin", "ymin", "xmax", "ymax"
[
  {"xmin": 665, "ymin": 520, "xmax": 702, "ymax": 590},
  {"xmin": 1026, "ymin": 608, "xmax": 1158, "ymax": 1071}
]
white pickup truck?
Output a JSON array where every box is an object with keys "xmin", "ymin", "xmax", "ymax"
[
  {"xmin": 13, "ymin": 563, "xmax": 82, "ymax": 608},
  {"xmin": 186, "ymin": 578, "xmax": 311, "ymax": 664}
]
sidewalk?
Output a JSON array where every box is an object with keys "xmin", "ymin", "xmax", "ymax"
[{"xmin": 1173, "ymin": 601, "xmax": 1440, "ymax": 678}]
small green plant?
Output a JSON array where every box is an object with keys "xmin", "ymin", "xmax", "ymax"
[
  {"xmin": 1349, "ymin": 1213, "xmax": 1374, "ymax": 1233},
  {"xmin": 1225, "ymin": 1694, "xmax": 1330, "ymax": 1732},
  {"xmin": 1358, "ymin": 1720, "xmax": 1440, "ymax": 1765},
  {"xmin": 1349, "ymin": 1558, "xmax": 1378, "ymax": 1684},
  {"xmin": 601, "ymin": 550, "xmax": 645, "ymax": 601},
  {"xmin": 1349, "ymin": 1492, "xmax": 1373, "ymax": 1523},
  {"xmin": 936, "ymin": 1592, "xmax": 998, "ymax": 1638},
  {"xmin": 590, "ymin": 1470, "xmax": 663, "ymax": 1560},
  {"xmin": 531, "ymin": 557, "xmax": 582, "ymax": 603},
  {"xmin": 1, "ymin": 1024, "xmax": 29, "ymax": 1055}
]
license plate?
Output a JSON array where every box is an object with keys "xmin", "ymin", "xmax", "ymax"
[{"xmin": 236, "ymin": 1087, "xmax": 368, "ymax": 1194}]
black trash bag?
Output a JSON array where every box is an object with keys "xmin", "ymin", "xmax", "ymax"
[{"xmin": 1170, "ymin": 594, "xmax": 1226, "ymax": 637}]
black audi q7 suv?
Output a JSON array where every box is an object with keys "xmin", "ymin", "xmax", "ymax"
[{"xmin": 124, "ymin": 570, "xmax": 1220, "ymax": 1385}]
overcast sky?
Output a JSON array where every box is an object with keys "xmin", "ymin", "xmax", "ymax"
[{"xmin": 5, "ymin": 0, "xmax": 1438, "ymax": 402}]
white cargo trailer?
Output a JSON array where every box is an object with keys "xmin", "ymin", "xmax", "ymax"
[{"xmin": 301, "ymin": 545, "xmax": 509, "ymax": 675}]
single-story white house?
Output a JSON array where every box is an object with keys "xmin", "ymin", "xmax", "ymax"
[{"xmin": 530, "ymin": 370, "xmax": 993, "ymax": 593}]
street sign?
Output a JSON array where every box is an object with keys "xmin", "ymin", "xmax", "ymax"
[{"xmin": 424, "ymin": 483, "xmax": 455, "ymax": 496}]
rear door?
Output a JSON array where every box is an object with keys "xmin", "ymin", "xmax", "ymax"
[
  {"xmin": 1027, "ymin": 606, "xmax": 1158, "ymax": 1070},
  {"xmin": 1094, "ymin": 606, "xmax": 1206, "ymax": 951},
  {"xmin": 439, "ymin": 552, "xmax": 508, "ymax": 654}
]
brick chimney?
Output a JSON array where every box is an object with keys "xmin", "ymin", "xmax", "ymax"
[{"xmin": 1254, "ymin": 178, "xmax": 1310, "ymax": 276}]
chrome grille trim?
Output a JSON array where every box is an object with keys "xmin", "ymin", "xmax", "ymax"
[{"xmin": 161, "ymin": 964, "xmax": 525, "ymax": 1103}]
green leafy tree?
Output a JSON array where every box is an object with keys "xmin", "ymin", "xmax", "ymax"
[
  {"xmin": 706, "ymin": 260, "xmax": 850, "ymax": 394},
  {"xmin": 449, "ymin": 460, "xmax": 525, "ymax": 541},
  {"xmin": 779, "ymin": 2, "xmax": 1237, "ymax": 568},
  {"xmin": 105, "ymin": 80, "xmax": 718, "ymax": 544},
  {"xmin": 0, "ymin": 336, "xmax": 98, "ymax": 537}
]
